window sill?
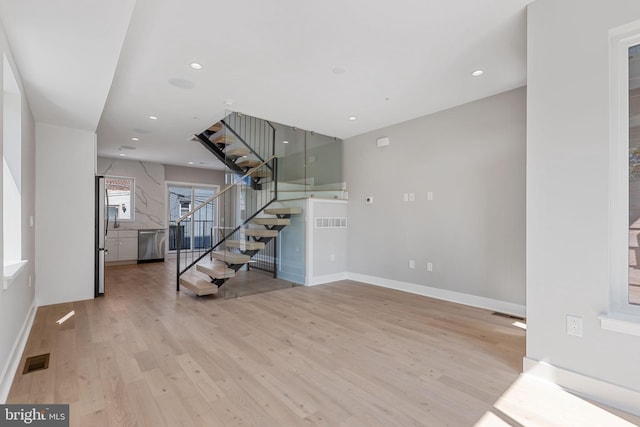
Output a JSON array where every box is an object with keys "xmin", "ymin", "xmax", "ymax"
[
  {"xmin": 599, "ymin": 313, "xmax": 640, "ymax": 337},
  {"xmin": 3, "ymin": 260, "xmax": 28, "ymax": 290}
]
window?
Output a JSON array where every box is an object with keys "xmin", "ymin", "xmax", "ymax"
[
  {"xmin": 607, "ymin": 27, "xmax": 640, "ymax": 322},
  {"xmin": 3, "ymin": 53, "xmax": 24, "ymax": 284},
  {"xmin": 167, "ymin": 184, "xmax": 218, "ymax": 251},
  {"xmin": 629, "ymin": 43, "xmax": 640, "ymax": 307},
  {"xmin": 104, "ymin": 176, "xmax": 134, "ymax": 223}
]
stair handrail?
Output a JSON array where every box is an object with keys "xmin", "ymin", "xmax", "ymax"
[{"xmin": 176, "ymin": 155, "xmax": 277, "ymax": 225}]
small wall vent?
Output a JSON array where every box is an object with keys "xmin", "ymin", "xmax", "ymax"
[{"xmin": 315, "ymin": 217, "xmax": 347, "ymax": 229}]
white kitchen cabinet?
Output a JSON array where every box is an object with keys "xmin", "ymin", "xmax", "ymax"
[{"xmin": 105, "ymin": 230, "xmax": 138, "ymax": 263}]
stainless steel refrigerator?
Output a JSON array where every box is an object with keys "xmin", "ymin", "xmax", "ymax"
[{"xmin": 95, "ymin": 176, "xmax": 106, "ymax": 297}]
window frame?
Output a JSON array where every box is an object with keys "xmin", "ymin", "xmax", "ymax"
[
  {"xmin": 608, "ymin": 27, "xmax": 640, "ymax": 320},
  {"xmin": 166, "ymin": 181, "xmax": 219, "ymax": 253},
  {"xmin": 3, "ymin": 53, "xmax": 24, "ymax": 288},
  {"xmin": 104, "ymin": 175, "xmax": 135, "ymax": 223}
]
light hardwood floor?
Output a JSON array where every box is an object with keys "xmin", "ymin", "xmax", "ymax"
[{"xmin": 7, "ymin": 262, "xmax": 640, "ymax": 426}]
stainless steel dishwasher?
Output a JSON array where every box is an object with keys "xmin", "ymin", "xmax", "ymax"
[{"xmin": 137, "ymin": 229, "xmax": 166, "ymax": 263}]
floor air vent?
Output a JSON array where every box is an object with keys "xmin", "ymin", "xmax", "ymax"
[
  {"xmin": 22, "ymin": 353, "xmax": 50, "ymax": 374},
  {"xmin": 491, "ymin": 312, "xmax": 525, "ymax": 322}
]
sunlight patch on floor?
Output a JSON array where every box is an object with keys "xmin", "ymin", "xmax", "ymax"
[
  {"xmin": 55, "ymin": 310, "xmax": 75, "ymax": 325},
  {"xmin": 475, "ymin": 373, "xmax": 637, "ymax": 427}
]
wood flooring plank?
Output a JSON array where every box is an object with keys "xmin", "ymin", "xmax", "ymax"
[
  {"xmin": 7, "ymin": 261, "xmax": 640, "ymax": 426},
  {"xmin": 175, "ymin": 353, "xmax": 225, "ymax": 402}
]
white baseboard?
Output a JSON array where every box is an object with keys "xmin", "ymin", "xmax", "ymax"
[
  {"xmin": 306, "ymin": 272, "xmax": 349, "ymax": 286},
  {"xmin": 0, "ymin": 299, "xmax": 37, "ymax": 403},
  {"xmin": 523, "ymin": 357, "xmax": 640, "ymax": 416},
  {"xmin": 347, "ymin": 273, "xmax": 526, "ymax": 317}
]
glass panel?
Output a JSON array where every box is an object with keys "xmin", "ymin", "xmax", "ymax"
[
  {"xmin": 193, "ymin": 187, "xmax": 215, "ymax": 250},
  {"xmin": 273, "ymin": 122, "xmax": 307, "ymax": 199},
  {"xmin": 168, "ymin": 186, "xmax": 191, "ymax": 250},
  {"xmin": 305, "ymin": 131, "xmax": 344, "ymax": 193},
  {"xmin": 629, "ymin": 43, "xmax": 640, "ymax": 305}
]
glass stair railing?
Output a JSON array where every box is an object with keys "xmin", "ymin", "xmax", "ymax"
[{"xmin": 177, "ymin": 156, "xmax": 297, "ymax": 298}]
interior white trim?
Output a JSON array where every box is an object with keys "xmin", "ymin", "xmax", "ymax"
[
  {"xmin": 306, "ymin": 272, "xmax": 349, "ymax": 287},
  {"xmin": 598, "ymin": 313, "xmax": 640, "ymax": 336},
  {"xmin": 608, "ymin": 23, "xmax": 640, "ymax": 316},
  {"xmin": 304, "ymin": 198, "xmax": 314, "ymax": 282},
  {"xmin": 2, "ymin": 260, "xmax": 28, "ymax": 290},
  {"xmin": 523, "ymin": 357, "xmax": 640, "ymax": 417},
  {"xmin": 0, "ymin": 300, "xmax": 37, "ymax": 403},
  {"xmin": 347, "ymin": 273, "xmax": 526, "ymax": 317}
]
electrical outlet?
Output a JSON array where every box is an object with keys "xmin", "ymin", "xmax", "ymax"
[
  {"xmin": 403, "ymin": 193, "xmax": 409, "ymax": 202},
  {"xmin": 409, "ymin": 193, "xmax": 415, "ymax": 202},
  {"xmin": 566, "ymin": 315, "xmax": 583, "ymax": 337},
  {"xmin": 427, "ymin": 262, "xmax": 433, "ymax": 272},
  {"xmin": 409, "ymin": 259, "xmax": 415, "ymax": 269},
  {"xmin": 427, "ymin": 192, "xmax": 434, "ymax": 201}
]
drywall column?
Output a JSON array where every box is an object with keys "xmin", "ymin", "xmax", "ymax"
[
  {"xmin": 527, "ymin": 0, "xmax": 640, "ymax": 411},
  {"xmin": 35, "ymin": 123, "xmax": 95, "ymax": 305}
]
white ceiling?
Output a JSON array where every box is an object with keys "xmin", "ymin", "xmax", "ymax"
[{"xmin": 0, "ymin": 0, "xmax": 532, "ymax": 170}]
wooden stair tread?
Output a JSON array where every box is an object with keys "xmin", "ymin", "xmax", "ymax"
[
  {"xmin": 209, "ymin": 134, "xmax": 236, "ymax": 145},
  {"xmin": 208, "ymin": 123, "xmax": 223, "ymax": 132},
  {"xmin": 264, "ymin": 207, "xmax": 303, "ymax": 215},
  {"xmin": 211, "ymin": 250, "xmax": 251, "ymax": 264},
  {"xmin": 236, "ymin": 159, "xmax": 261, "ymax": 168},
  {"xmin": 225, "ymin": 240, "xmax": 265, "ymax": 250},
  {"xmin": 252, "ymin": 218, "xmax": 291, "ymax": 226},
  {"xmin": 243, "ymin": 228, "xmax": 278, "ymax": 238},
  {"xmin": 225, "ymin": 147, "xmax": 250, "ymax": 159},
  {"xmin": 196, "ymin": 262, "xmax": 236, "ymax": 279},
  {"xmin": 179, "ymin": 275, "xmax": 218, "ymax": 296},
  {"xmin": 249, "ymin": 169, "xmax": 272, "ymax": 178}
]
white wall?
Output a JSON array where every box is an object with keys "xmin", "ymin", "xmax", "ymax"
[
  {"xmin": 307, "ymin": 199, "xmax": 347, "ymax": 284},
  {"xmin": 527, "ymin": 0, "xmax": 640, "ymax": 406},
  {"xmin": 36, "ymin": 123, "xmax": 95, "ymax": 306},
  {"xmin": 0, "ymin": 23, "xmax": 36, "ymax": 402},
  {"xmin": 345, "ymin": 88, "xmax": 526, "ymax": 313}
]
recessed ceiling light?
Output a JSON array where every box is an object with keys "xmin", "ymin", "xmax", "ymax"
[
  {"xmin": 188, "ymin": 161, "xmax": 194, "ymax": 165},
  {"xmin": 471, "ymin": 69, "xmax": 484, "ymax": 77},
  {"xmin": 190, "ymin": 62, "xmax": 203, "ymax": 70},
  {"xmin": 119, "ymin": 153, "xmax": 126, "ymax": 156},
  {"xmin": 282, "ymin": 140, "xmax": 289, "ymax": 144},
  {"xmin": 348, "ymin": 116, "xmax": 357, "ymax": 121},
  {"xmin": 149, "ymin": 115, "xmax": 158, "ymax": 120},
  {"xmin": 131, "ymin": 137, "xmax": 139, "ymax": 141}
]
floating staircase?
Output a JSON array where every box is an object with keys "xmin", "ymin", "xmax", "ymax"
[
  {"xmin": 194, "ymin": 113, "xmax": 275, "ymax": 188},
  {"xmin": 178, "ymin": 207, "xmax": 302, "ymax": 296}
]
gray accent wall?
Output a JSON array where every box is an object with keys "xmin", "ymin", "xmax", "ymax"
[
  {"xmin": 164, "ymin": 164, "xmax": 225, "ymax": 187},
  {"xmin": 527, "ymin": 0, "xmax": 640, "ymax": 395},
  {"xmin": 345, "ymin": 87, "xmax": 526, "ymax": 305}
]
